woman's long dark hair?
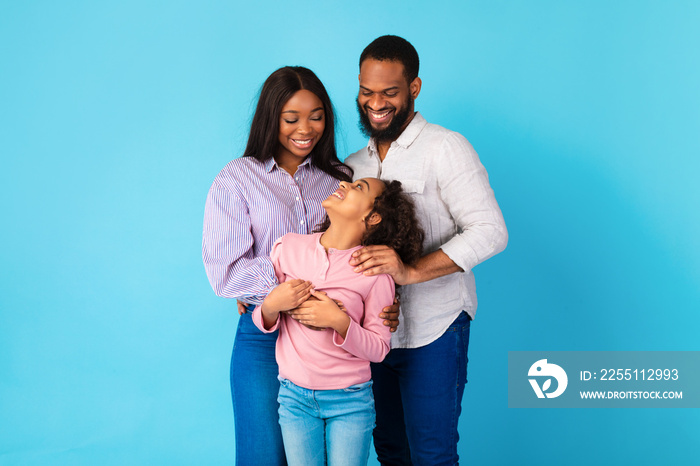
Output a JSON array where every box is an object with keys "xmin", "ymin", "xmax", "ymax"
[
  {"xmin": 315, "ymin": 180, "xmax": 424, "ymax": 265},
  {"xmin": 243, "ymin": 66, "xmax": 352, "ymax": 182}
]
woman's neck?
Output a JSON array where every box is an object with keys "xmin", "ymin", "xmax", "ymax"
[
  {"xmin": 273, "ymin": 153, "xmax": 304, "ymax": 176},
  {"xmin": 319, "ymin": 222, "xmax": 364, "ymax": 252}
]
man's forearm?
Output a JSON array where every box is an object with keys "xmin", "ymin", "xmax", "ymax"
[{"xmin": 405, "ymin": 249, "xmax": 463, "ymax": 285}]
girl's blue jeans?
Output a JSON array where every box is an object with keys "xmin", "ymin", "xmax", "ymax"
[{"xmin": 277, "ymin": 377, "xmax": 376, "ymax": 466}]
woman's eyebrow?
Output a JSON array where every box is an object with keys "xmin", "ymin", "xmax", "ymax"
[{"xmin": 281, "ymin": 107, "xmax": 324, "ymax": 114}]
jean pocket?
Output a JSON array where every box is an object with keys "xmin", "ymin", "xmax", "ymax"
[
  {"xmin": 343, "ymin": 380, "xmax": 373, "ymax": 392},
  {"xmin": 447, "ymin": 311, "xmax": 471, "ymax": 332},
  {"xmin": 277, "ymin": 376, "xmax": 291, "ymax": 388}
]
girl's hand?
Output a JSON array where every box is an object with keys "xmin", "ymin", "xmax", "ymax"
[
  {"xmin": 288, "ymin": 291, "xmax": 351, "ymax": 338},
  {"xmin": 261, "ymin": 280, "xmax": 314, "ymax": 321}
]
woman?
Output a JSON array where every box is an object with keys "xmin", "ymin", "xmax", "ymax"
[{"xmin": 202, "ymin": 67, "xmax": 397, "ymax": 465}]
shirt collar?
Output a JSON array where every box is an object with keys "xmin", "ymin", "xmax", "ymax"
[
  {"xmin": 365, "ymin": 112, "xmax": 427, "ymax": 157},
  {"xmin": 264, "ymin": 156, "xmax": 312, "ymax": 173}
]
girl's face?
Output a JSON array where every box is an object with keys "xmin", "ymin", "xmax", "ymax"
[
  {"xmin": 276, "ymin": 89, "xmax": 325, "ymax": 167},
  {"xmin": 323, "ymin": 178, "xmax": 385, "ymax": 224}
]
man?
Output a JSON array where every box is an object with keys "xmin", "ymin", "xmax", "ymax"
[{"xmin": 346, "ymin": 35, "xmax": 508, "ymax": 466}]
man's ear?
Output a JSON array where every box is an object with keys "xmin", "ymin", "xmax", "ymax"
[
  {"xmin": 410, "ymin": 77, "xmax": 422, "ymax": 99},
  {"xmin": 365, "ymin": 212, "xmax": 382, "ymax": 227}
]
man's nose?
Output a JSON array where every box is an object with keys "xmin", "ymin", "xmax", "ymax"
[{"xmin": 368, "ymin": 94, "xmax": 385, "ymax": 110}]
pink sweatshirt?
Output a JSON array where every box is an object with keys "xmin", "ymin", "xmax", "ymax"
[{"xmin": 252, "ymin": 232, "xmax": 394, "ymax": 390}]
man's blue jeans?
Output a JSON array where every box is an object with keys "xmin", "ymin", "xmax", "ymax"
[
  {"xmin": 277, "ymin": 378, "xmax": 376, "ymax": 466},
  {"xmin": 230, "ymin": 311, "xmax": 287, "ymax": 466},
  {"xmin": 371, "ymin": 311, "xmax": 471, "ymax": 466}
]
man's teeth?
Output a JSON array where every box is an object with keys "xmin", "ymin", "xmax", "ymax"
[{"xmin": 370, "ymin": 110, "xmax": 391, "ymax": 119}]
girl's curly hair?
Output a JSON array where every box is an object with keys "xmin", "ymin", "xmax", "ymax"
[{"xmin": 315, "ymin": 180, "xmax": 424, "ymax": 264}]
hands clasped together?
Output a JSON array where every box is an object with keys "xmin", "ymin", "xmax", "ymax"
[
  {"xmin": 262, "ymin": 279, "xmax": 350, "ymax": 333},
  {"xmin": 242, "ymin": 247, "xmax": 403, "ymax": 334}
]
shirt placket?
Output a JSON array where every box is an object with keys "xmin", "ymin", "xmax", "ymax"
[
  {"xmin": 290, "ymin": 167, "xmax": 309, "ymax": 234},
  {"xmin": 318, "ymin": 247, "xmax": 331, "ymax": 281},
  {"xmin": 367, "ymin": 144, "xmax": 384, "ymax": 178}
]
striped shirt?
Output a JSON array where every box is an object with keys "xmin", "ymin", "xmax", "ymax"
[{"xmin": 202, "ymin": 156, "xmax": 343, "ymax": 305}]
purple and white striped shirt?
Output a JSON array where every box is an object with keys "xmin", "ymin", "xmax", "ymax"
[{"xmin": 202, "ymin": 156, "xmax": 344, "ymax": 305}]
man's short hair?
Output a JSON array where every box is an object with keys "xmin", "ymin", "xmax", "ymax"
[{"xmin": 359, "ymin": 35, "xmax": 419, "ymax": 83}]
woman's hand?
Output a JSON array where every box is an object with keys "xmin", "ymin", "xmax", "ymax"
[{"xmin": 287, "ymin": 291, "xmax": 351, "ymax": 338}]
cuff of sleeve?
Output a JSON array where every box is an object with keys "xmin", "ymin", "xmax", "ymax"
[
  {"xmin": 259, "ymin": 259, "xmax": 279, "ymax": 294},
  {"xmin": 332, "ymin": 319, "xmax": 356, "ymax": 347},
  {"xmin": 251, "ymin": 305, "xmax": 280, "ymax": 333},
  {"xmin": 440, "ymin": 235, "xmax": 479, "ymax": 273}
]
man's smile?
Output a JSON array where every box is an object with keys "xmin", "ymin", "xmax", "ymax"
[{"xmin": 367, "ymin": 107, "xmax": 394, "ymax": 124}]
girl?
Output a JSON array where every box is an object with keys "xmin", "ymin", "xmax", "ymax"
[{"xmin": 252, "ymin": 179, "xmax": 424, "ymax": 466}]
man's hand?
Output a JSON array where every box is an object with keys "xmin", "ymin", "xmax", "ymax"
[
  {"xmin": 287, "ymin": 291, "xmax": 351, "ymax": 338},
  {"xmin": 349, "ymin": 245, "xmax": 416, "ymax": 285},
  {"xmin": 381, "ymin": 298, "xmax": 400, "ymax": 333}
]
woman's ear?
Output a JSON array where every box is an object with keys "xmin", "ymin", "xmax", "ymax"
[{"xmin": 365, "ymin": 212, "xmax": 382, "ymax": 227}]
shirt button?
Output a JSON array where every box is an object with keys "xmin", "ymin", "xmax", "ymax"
[
  {"xmin": 300, "ymin": 220, "xmax": 304, "ymax": 224},
  {"xmin": 295, "ymin": 197, "xmax": 299, "ymax": 201}
]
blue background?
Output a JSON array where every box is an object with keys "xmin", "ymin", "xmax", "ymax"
[{"xmin": 2, "ymin": 1, "xmax": 698, "ymax": 464}]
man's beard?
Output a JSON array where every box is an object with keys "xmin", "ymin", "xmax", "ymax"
[{"xmin": 356, "ymin": 95, "xmax": 413, "ymax": 143}]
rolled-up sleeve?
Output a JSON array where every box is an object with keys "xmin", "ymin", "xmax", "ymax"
[
  {"xmin": 437, "ymin": 133, "xmax": 508, "ymax": 273},
  {"xmin": 202, "ymin": 180, "xmax": 278, "ymax": 304}
]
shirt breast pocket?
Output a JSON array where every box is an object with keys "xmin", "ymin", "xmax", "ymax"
[{"xmin": 400, "ymin": 179, "xmax": 425, "ymax": 195}]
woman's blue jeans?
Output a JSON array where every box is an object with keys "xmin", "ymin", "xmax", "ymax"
[
  {"xmin": 370, "ymin": 311, "xmax": 471, "ymax": 466},
  {"xmin": 277, "ymin": 378, "xmax": 376, "ymax": 466},
  {"xmin": 230, "ymin": 311, "xmax": 287, "ymax": 466}
]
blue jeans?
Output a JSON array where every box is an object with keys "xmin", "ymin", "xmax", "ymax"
[
  {"xmin": 370, "ymin": 311, "xmax": 471, "ymax": 466},
  {"xmin": 277, "ymin": 378, "xmax": 376, "ymax": 466},
  {"xmin": 230, "ymin": 311, "xmax": 287, "ymax": 466}
]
